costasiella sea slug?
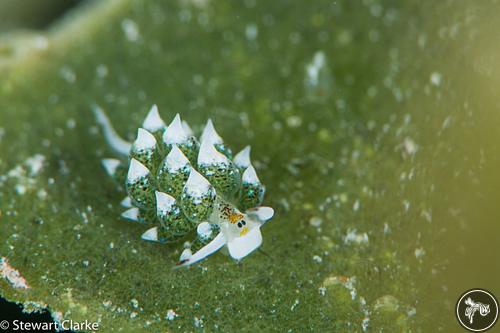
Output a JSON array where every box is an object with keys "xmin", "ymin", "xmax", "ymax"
[{"xmin": 92, "ymin": 105, "xmax": 274, "ymax": 267}]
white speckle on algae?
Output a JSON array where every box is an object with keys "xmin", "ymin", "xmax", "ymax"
[
  {"xmin": 414, "ymin": 247, "xmax": 426, "ymax": 259},
  {"xmin": 25, "ymin": 154, "xmax": 46, "ymax": 176},
  {"xmin": 309, "ymin": 216, "xmax": 322, "ymax": 228},
  {"xmin": 421, "ymin": 209, "xmax": 432, "ymax": 223},
  {"xmin": 51, "ymin": 311, "xmax": 64, "ymax": 326},
  {"xmin": 96, "ymin": 64, "xmax": 109, "ymax": 78},
  {"xmin": 166, "ymin": 309, "xmax": 178, "ymax": 321},
  {"xmin": 286, "ymin": 115, "xmax": 302, "ymax": 128},
  {"xmin": 361, "ymin": 317, "xmax": 370, "ymax": 332},
  {"xmin": 130, "ymin": 298, "xmax": 139, "ymax": 309},
  {"xmin": 407, "ymin": 307, "xmax": 417, "ymax": 316},
  {"xmin": 245, "ymin": 23, "xmax": 258, "ymax": 40},
  {"xmin": 430, "ymin": 71, "xmax": 442, "ymax": 86},
  {"xmin": 337, "ymin": 29, "xmax": 352, "ymax": 46},
  {"xmin": 352, "ymin": 199, "xmax": 360, "ymax": 212},
  {"xmin": 322, "ymin": 274, "xmax": 371, "ymax": 330},
  {"xmin": 397, "ymin": 137, "xmax": 418, "ymax": 160},
  {"xmin": 15, "ymin": 184, "xmax": 27, "ymax": 195},
  {"xmin": 193, "ymin": 316, "xmax": 204, "ymax": 328},
  {"xmin": 0, "ymin": 257, "xmax": 30, "ymax": 289},
  {"xmin": 304, "ymin": 51, "xmax": 333, "ymax": 101},
  {"xmin": 80, "ymin": 211, "xmax": 89, "ymax": 224},
  {"xmin": 121, "ymin": 19, "xmax": 141, "ymax": 42},
  {"xmin": 312, "ymin": 255, "xmax": 323, "ymax": 263},
  {"xmin": 59, "ymin": 66, "xmax": 76, "ymax": 83},
  {"xmin": 290, "ymin": 299, "xmax": 299, "ymax": 311},
  {"xmin": 402, "ymin": 200, "xmax": 411, "ymax": 212},
  {"xmin": 1, "ymin": 154, "xmax": 46, "ymax": 196},
  {"xmin": 22, "ymin": 301, "xmax": 49, "ymax": 313},
  {"xmin": 66, "ymin": 118, "xmax": 76, "ymax": 129},
  {"xmin": 374, "ymin": 295, "xmax": 400, "ymax": 312},
  {"xmin": 344, "ymin": 229, "xmax": 369, "ymax": 245}
]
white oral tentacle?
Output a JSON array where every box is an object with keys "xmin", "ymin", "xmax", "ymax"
[
  {"xmin": 92, "ymin": 104, "xmax": 132, "ymax": 156},
  {"xmin": 176, "ymin": 232, "xmax": 226, "ymax": 267}
]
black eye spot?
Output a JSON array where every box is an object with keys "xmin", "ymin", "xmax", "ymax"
[
  {"xmin": 237, "ymin": 222, "xmax": 242, "ymax": 228},
  {"xmin": 242, "ymin": 220, "xmax": 246, "ymax": 225}
]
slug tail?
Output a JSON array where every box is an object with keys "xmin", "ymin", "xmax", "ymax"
[{"xmin": 92, "ymin": 104, "xmax": 132, "ymax": 156}]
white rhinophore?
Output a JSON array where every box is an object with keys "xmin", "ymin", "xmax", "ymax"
[
  {"xmin": 242, "ymin": 164, "xmax": 261, "ymax": 184},
  {"xmin": 177, "ymin": 233, "xmax": 226, "ymax": 267},
  {"xmin": 198, "ymin": 140, "xmax": 229, "ymax": 166},
  {"xmin": 233, "ymin": 146, "xmax": 251, "ymax": 169},
  {"xmin": 102, "ymin": 159, "xmax": 121, "ymax": 176},
  {"xmin": 142, "ymin": 104, "xmax": 165, "ymax": 132},
  {"xmin": 127, "ymin": 158, "xmax": 150, "ymax": 182},
  {"xmin": 200, "ymin": 119, "xmax": 223, "ymax": 145},
  {"xmin": 164, "ymin": 145, "xmax": 190, "ymax": 172},
  {"xmin": 133, "ymin": 128, "xmax": 156, "ymax": 150},
  {"xmin": 163, "ymin": 114, "xmax": 189, "ymax": 144}
]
